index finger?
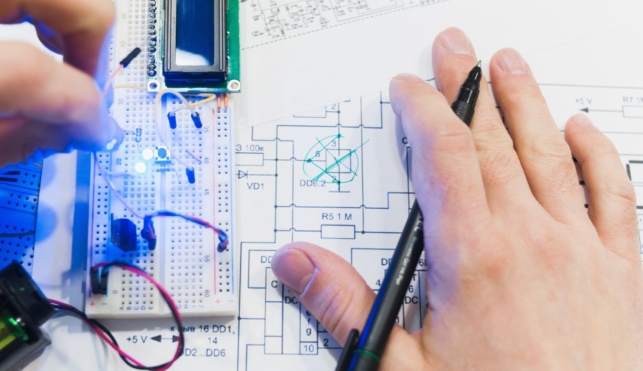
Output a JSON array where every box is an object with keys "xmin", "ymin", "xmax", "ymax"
[
  {"xmin": 390, "ymin": 74, "xmax": 490, "ymax": 231},
  {"xmin": 0, "ymin": 0, "xmax": 115, "ymax": 75}
]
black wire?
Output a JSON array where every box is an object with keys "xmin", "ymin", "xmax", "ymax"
[
  {"xmin": 53, "ymin": 301, "xmax": 182, "ymax": 371},
  {"xmin": 91, "ymin": 262, "xmax": 185, "ymax": 370},
  {"xmin": 51, "ymin": 306, "xmax": 123, "ymax": 358},
  {"xmin": 0, "ymin": 231, "xmax": 35, "ymax": 238},
  {"xmin": 54, "ymin": 262, "xmax": 185, "ymax": 371}
]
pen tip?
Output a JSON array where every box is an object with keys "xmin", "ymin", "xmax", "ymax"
[{"xmin": 477, "ymin": 60, "xmax": 482, "ymax": 67}]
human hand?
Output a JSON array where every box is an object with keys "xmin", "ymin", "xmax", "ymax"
[
  {"xmin": 271, "ymin": 27, "xmax": 643, "ymax": 369},
  {"xmin": 0, "ymin": 0, "xmax": 122, "ymax": 166}
]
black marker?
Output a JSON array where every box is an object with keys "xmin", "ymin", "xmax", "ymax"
[
  {"xmin": 451, "ymin": 60, "xmax": 482, "ymax": 126},
  {"xmin": 336, "ymin": 61, "xmax": 482, "ymax": 371}
]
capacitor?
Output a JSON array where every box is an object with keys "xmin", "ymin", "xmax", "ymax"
[
  {"xmin": 191, "ymin": 112, "xmax": 203, "ymax": 129},
  {"xmin": 167, "ymin": 112, "xmax": 177, "ymax": 129},
  {"xmin": 186, "ymin": 167, "xmax": 195, "ymax": 184}
]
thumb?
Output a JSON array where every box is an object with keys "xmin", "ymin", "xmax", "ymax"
[{"xmin": 271, "ymin": 242, "xmax": 428, "ymax": 370}]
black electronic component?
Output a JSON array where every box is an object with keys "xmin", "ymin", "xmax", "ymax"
[
  {"xmin": 90, "ymin": 267, "xmax": 109, "ymax": 296},
  {"xmin": 0, "ymin": 262, "xmax": 54, "ymax": 371},
  {"xmin": 186, "ymin": 167, "xmax": 195, "ymax": 184},
  {"xmin": 141, "ymin": 216, "xmax": 157, "ymax": 251},
  {"xmin": 190, "ymin": 112, "xmax": 203, "ymax": 128},
  {"xmin": 163, "ymin": 0, "xmax": 227, "ymax": 86},
  {"xmin": 119, "ymin": 47, "xmax": 142, "ymax": 67},
  {"xmin": 167, "ymin": 112, "xmax": 177, "ymax": 129},
  {"xmin": 110, "ymin": 216, "xmax": 137, "ymax": 252}
]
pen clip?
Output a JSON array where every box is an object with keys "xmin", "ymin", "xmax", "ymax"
[{"xmin": 335, "ymin": 328, "xmax": 360, "ymax": 371}]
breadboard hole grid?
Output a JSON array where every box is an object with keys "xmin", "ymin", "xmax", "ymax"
[
  {"xmin": 0, "ymin": 165, "xmax": 42, "ymax": 270},
  {"xmin": 86, "ymin": 0, "xmax": 236, "ymax": 318}
]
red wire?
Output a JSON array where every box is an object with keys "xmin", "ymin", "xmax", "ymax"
[
  {"xmin": 102, "ymin": 63, "xmax": 123, "ymax": 96},
  {"xmin": 93, "ymin": 262, "xmax": 184, "ymax": 369},
  {"xmin": 51, "ymin": 262, "xmax": 184, "ymax": 370},
  {"xmin": 48, "ymin": 299, "xmax": 146, "ymax": 367},
  {"xmin": 120, "ymin": 265, "xmax": 184, "ymax": 368}
]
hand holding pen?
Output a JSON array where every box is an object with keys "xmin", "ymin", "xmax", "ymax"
[
  {"xmin": 335, "ymin": 57, "xmax": 483, "ymax": 371},
  {"xmin": 271, "ymin": 28, "xmax": 643, "ymax": 370}
]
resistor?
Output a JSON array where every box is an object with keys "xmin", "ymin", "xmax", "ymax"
[{"xmin": 135, "ymin": 127, "xmax": 143, "ymax": 142}]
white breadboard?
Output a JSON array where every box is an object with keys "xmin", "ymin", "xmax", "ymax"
[{"xmin": 85, "ymin": 0, "xmax": 236, "ymax": 318}]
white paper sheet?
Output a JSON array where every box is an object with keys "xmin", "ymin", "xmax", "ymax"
[{"xmin": 1, "ymin": 1, "xmax": 641, "ymax": 370}]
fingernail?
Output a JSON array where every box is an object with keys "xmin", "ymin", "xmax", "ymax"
[
  {"xmin": 105, "ymin": 138, "xmax": 118, "ymax": 151},
  {"xmin": 571, "ymin": 113, "xmax": 596, "ymax": 130},
  {"xmin": 496, "ymin": 48, "xmax": 528, "ymax": 74},
  {"xmin": 438, "ymin": 28, "xmax": 474, "ymax": 56},
  {"xmin": 104, "ymin": 116, "xmax": 124, "ymax": 151},
  {"xmin": 392, "ymin": 73, "xmax": 422, "ymax": 83},
  {"xmin": 271, "ymin": 247, "xmax": 315, "ymax": 295}
]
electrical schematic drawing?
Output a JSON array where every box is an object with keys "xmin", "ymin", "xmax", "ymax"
[
  {"xmin": 241, "ymin": 0, "xmax": 449, "ymax": 48},
  {"xmin": 233, "ymin": 82, "xmax": 643, "ymax": 370}
]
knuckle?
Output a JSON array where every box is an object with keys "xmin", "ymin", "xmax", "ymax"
[
  {"xmin": 524, "ymin": 134, "xmax": 572, "ymax": 162},
  {"xmin": 599, "ymin": 180, "xmax": 637, "ymax": 210},
  {"xmin": 436, "ymin": 124, "xmax": 474, "ymax": 152},
  {"xmin": 478, "ymin": 149, "xmax": 522, "ymax": 188},
  {"xmin": 549, "ymin": 156, "xmax": 579, "ymax": 193},
  {"xmin": 472, "ymin": 117, "xmax": 509, "ymax": 144},
  {"xmin": 471, "ymin": 117, "xmax": 523, "ymax": 187},
  {"xmin": 579, "ymin": 142, "xmax": 619, "ymax": 167},
  {"xmin": 524, "ymin": 134, "xmax": 578, "ymax": 191}
]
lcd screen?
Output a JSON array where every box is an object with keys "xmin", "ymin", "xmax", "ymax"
[{"xmin": 175, "ymin": 0, "xmax": 215, "ymax": 66}]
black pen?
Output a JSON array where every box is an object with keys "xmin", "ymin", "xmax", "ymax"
[{"xmin": 336, "ymin": 61, "xmax": 482, "ymax": 371}]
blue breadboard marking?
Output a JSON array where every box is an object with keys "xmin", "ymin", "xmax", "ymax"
[{"xmin": 0, "ymin": 163, "xmax": 42, "ymax": 272}]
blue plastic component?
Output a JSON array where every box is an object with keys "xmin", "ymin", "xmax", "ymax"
[
  {"xmin": 191, "ymin": 112, "xmax": 203, "ymax": 129},
  {"xmin": 186, "ymin": 167, "xmax": 196, "ymax": 184},
  {"xmin": 167, "ymin": 112, "xmax": 177, "ymax": 129}
]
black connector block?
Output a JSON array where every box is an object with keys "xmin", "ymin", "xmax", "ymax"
[
  {"xmin": 90, "ymin": 267, "xmax": 109, "ymax": 296},
  {"xmin": 119, "ymin": 47, "xmax": 142, "ymax": 67}
]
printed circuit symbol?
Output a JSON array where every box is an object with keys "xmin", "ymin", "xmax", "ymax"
[{"xmin": 302, "ymin": 134, "xmax": 368, "ymax": 188}]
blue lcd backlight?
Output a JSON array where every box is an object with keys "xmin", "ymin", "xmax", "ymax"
[
  {"xmin": 163, "ymin": 0, "xmax": 228, "ymax": 85},
  {"xmin": 175, "ymin": 0, "xmax": 215, "ymax": 66}
]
